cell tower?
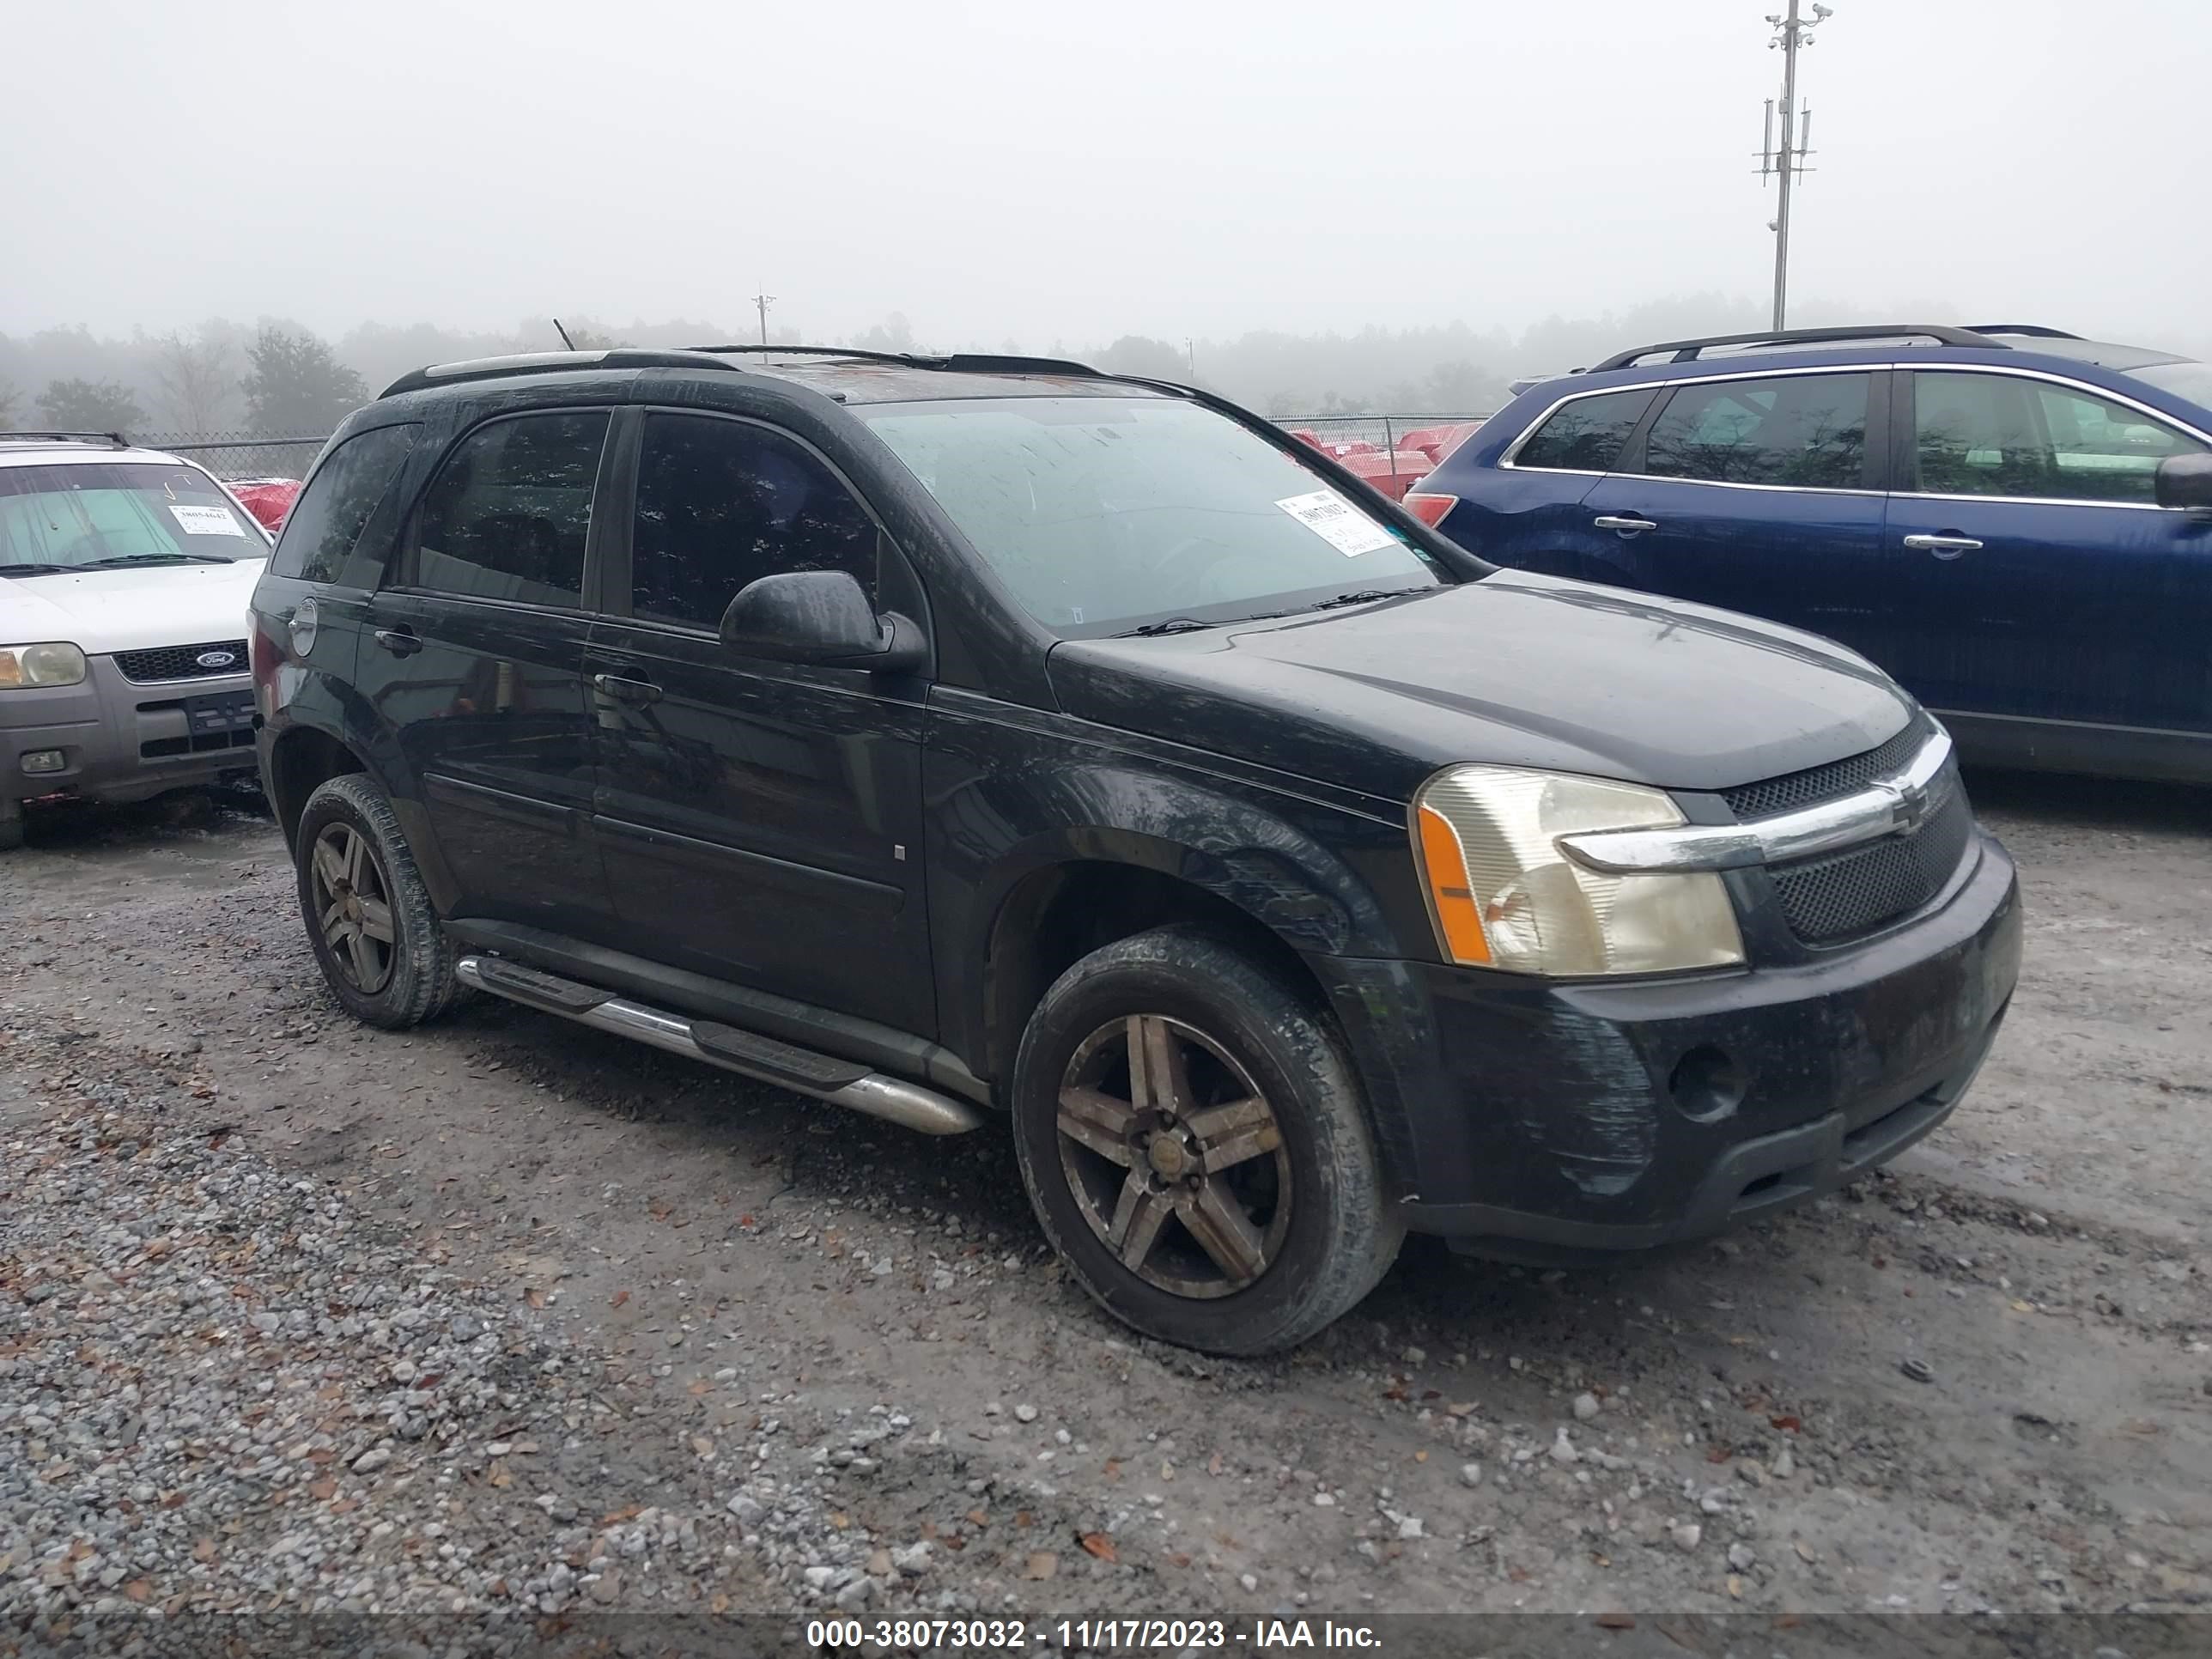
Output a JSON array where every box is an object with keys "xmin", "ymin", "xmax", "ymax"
[{"xmin": 1758, "ymin": 1, "xmax": 1836, "ymax": 330}]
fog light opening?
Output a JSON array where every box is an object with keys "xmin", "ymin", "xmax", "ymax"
[
  {"xmin": 20, "ymin": 750, "xmax": 67, "ymax": 775},
  {"xmin": 1669, "ymin": 1044, "xmax": 1747, "ymax": 1122}
]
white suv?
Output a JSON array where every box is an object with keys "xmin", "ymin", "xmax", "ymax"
[{"xmin": 1, "ymin": 431, "xmax": 275, "ymax": 849}]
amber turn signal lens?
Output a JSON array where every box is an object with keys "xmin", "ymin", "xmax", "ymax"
[{"xmin": 1414, "ymin": 802, "xmax": 1492, "ymax": 965}]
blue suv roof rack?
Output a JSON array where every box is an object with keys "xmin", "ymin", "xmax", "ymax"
[
  {"xmin": 1588, "ymin": 324, "xmax": 2003, "ymax": 374},
  {"xmin": 1960, "ymin": 324, "xmax": 2083, "ymax": 339}
]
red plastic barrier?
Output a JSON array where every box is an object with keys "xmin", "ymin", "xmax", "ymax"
[
  {"xmin": 1396, "ymin": 421, "xmax": 1485, "ymax": 465},
  {"xmin": 1334, "ymin": 449, "xmax": 1437, "ymax": 501},
  {"xmin": 228, "ymin": 478, "xmax": 303, "ymax": 533}
]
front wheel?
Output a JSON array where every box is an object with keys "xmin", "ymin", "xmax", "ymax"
[
  {"xmin": 295, "ymin": 774, "xmax": 461, "ymax": 1029},
  {"xmin": 1010, "ymin": 927, "xmax": 1403, "ymax": 1354}
]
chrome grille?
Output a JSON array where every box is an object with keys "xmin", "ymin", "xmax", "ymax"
[
  {"xmin": 1721, "ymin": 714, "xmax": 1934, "ymax": 820},
  {"xmin": 112, "ymin": 641, "xmax": 248, "ymax": 684},
  {"xmin": 1767, "ymin": 759, "xmax": 1974, "ymax": 945}
]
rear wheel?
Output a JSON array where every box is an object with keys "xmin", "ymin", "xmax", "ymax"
[
  {"xmin": 295, "ymin": 774, "xmax": 460, "ymax": 1029},
  {"xmin": 1011, "ymin": 927, "xmax": 1402, "ymax": 1354}
]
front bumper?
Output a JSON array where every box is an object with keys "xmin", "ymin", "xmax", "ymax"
[
  {"xmin": 0, "ymin": 656, "xmax": 258, "ymax": 814},
  {"xmin": 1316, "ymin": 829, "xmax": 2022, "ymax": 1259}
]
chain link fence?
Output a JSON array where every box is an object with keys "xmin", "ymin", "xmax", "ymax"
[
  {"xmin": 140, "ymin": 432, "xmax": 330, "ymax": 481},
  {"xmin": 1273, "ymin": 412, "xmax": 1492, "ymax": 495},
  {"xmin": 1273, "ymin": 412, "xmax": 1490, "ymax": 451}
]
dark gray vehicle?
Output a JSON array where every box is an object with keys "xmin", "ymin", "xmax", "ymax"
[{"xmin": 247, "ymin": 345, "xmax": 2021, "ymax": 1353}]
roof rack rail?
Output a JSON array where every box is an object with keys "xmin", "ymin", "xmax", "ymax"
[
  {"xmin": 1959, "ymin": 323, "xmax": 2082, "ymax": 340},
  {"xmin": 0, "ymin": 429, "xmax": 132, "ymax": 448},
  {"xmin": 686, "ymin": 343, "xmax": 1104, "ymax": 378},
  {"xmin": 1589, "ymin": 324, "xmax": 2003, "ymax": 374},
  {"xmin": 378, "ymin": 348, "xmax": 750, "ymax": 400}
]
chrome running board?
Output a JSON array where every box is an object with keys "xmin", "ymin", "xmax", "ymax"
[{"xmin": 453, "ymin": 955, "xmax": 987, "ymax": 1136}]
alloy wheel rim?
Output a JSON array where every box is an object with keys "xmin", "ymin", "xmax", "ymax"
[
  {"xmin": 1055, "ymin": 1014, "xmax": 1291, "ymax": 1299},
  {"xmin": 310, "ymin": 823, "xmax": 397, "ymax": 994}
]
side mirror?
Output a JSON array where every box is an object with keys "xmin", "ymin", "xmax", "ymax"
[
  {"xmin": 2154, "ymin": 452, "xmax": 2212, "ymax": 514},
  {"xmin": 718, "ymin": 569, "xmax": 926, "ymax": 672}
]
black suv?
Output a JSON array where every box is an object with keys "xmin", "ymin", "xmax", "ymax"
[{"xmin": 249, "ymin": 346, "xmax": 2022, "ymax": 1354}]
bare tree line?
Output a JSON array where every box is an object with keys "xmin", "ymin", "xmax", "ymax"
[{"xmin": 12, "ymin": 290, "xmax": 2155, "ymax": 441}]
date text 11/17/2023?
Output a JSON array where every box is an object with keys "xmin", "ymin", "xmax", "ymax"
[{"xmin": 805, "ymin": 1617, "xmax": 1384, "ymax": 1650}]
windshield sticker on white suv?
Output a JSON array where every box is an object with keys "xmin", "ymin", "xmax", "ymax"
[
  {"xmin": 1274, "ymin": 489, "xmax": 1397, "ymax": 557},
  {"xmin": 169, "ymin": 503, "xmax": 247, "ymax": 538}
]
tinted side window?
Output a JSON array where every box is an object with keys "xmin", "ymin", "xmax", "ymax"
[
  {"xmin": 1911, "ymin": 372, "xmax": 2054, "ymax": 498},
  {"xmin": 631, "ymin": 413, "xmax": 878, "ymax": 629},
  {"xmin": 270, "ymin": 424, "xmax": 418, "ymax": 581},
  {"xmin": 2034, "ymin": 382, "xmax": 2204, "ymax": 504},
  {"xmin": 412, "ymin": 411, "xmax": 609, "ymax": 606},
  {"xmin": 1644, "ymin": 373, "xmax": 1869, "ymax": 488},
  {"xmin": 1513, "ymin": 388, "xmax": 1656, "ymax": 471}
]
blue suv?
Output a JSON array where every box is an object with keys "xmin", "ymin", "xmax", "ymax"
[{"xmin": 1409, "ymin": 325, "xmax": 2212, "ymax": 782}]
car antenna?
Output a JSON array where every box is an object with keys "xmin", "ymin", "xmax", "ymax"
[{"xmin": 552, "ymin": 318, "xmax": 576, "ymax": 350}]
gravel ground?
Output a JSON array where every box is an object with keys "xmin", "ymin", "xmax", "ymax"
[{"xmin": 1, "ymin": 775, "xmax": 2208, "ymax": 1642}]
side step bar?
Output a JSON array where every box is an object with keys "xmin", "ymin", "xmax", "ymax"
[{"xmin": 453, "ymin": 956, "xmax": 988, "ymax": 1136}]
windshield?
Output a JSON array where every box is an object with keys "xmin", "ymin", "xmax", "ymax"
[
  {"xmin": 0, "ymin": 462, "xmax": 269, "ymax": 573},
  {"xmin": 2129, "ymin": 359, "xmax": 2212, "ymax": 412},
  {"xmin": 858, "ymin": 396, "xmax": 1444, "ymax": 635}
]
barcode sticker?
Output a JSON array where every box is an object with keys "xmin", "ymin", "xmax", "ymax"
[
  {"xmin": 1275, "ymin": 489, "xmax": 1397, "ymax": 557},
  {"xmin": 169, "ymin": 503, "xmax": 247, "ymax": 538}
]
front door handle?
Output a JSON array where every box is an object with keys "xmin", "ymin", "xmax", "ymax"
[
  {"xmin": 1902, "ymin": 534, "xmax": 1984, "ymax": 557},
  {"xmin": 373, "ymin": 627, "xmax": 422, "ymax": 658},
  {"xmin": 592, "ymin": 672, "xmax": 662, "ymax": 705},
  {"xmin": 1593, "ymin": 515, "xmax": 1659, "ymax": 534}
]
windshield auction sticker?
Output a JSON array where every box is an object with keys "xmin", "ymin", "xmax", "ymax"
[
  {"xmin": 169, "ymin": 503, "xmax": 248, "ymax": 537},
  {"xmin": 1275, "ymin": 489, "xmax": 1397, "ymax": 557}
]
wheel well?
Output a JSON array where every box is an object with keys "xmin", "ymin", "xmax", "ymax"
[
  {"xmin": 268, "ymin": 727, "xmax": 366, "ymax": 849},
  {"xmin": 982, "ymin": 860, "xmax": 1328, "ymax": 1087}
]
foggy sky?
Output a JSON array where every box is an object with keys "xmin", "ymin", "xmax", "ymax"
[{"xmin": 10, "ymin": 0, "xmax": 2207, "ymax": 350}]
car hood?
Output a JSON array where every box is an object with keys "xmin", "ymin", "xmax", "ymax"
[
  {"xmin": 1046, "ymin": 571, "xmax": 1916, "ymax": 804},
  {"xmin": 1, "ymin": 559, "xmax": 268, "ymax": 653}
]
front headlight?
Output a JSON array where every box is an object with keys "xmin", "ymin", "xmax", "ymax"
[
  {"xmin": 1412, "ymin": 765, "xmax": 1745, "ymax": 977},
  {"xmin": 0, "ymin": 643, "xmax": 88, "ymax": 689}
]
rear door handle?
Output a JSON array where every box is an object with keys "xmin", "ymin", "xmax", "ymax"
[
  {"xmin": 1593, "ymin": 515, "xmax": 1659, "ymax": 533},
  {"xmin": 373, "ymin": 627, "xmax": 422, "ymax": 658},
  {"xmin": 1902, "ymin": 534, "xmax": 1984, "ymax": 556},
  {"xmin": 592, "ymin": 672, "xmax": 662, "ymax": 705}
]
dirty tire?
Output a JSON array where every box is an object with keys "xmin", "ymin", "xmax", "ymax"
[
  {"xmin": 295, "ymin": 773, "xmax": 461, "ymax": 1030},
  {"xmin": 1011, "ymin": 926, "xmax": 1402, "ymax": 1355},
  {"xmin": 0, "ymin": 813, "xmax": 21, "ymax": 853}
]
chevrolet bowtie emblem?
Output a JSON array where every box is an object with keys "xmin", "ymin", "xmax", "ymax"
[{"xmin": 1881, "ymin": 779, "xmax": 1931, "ymax": 835}]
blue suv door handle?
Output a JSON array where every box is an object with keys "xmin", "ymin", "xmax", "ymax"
[
  {"xmin": 1902, "ymin": 534, "xmax": 1983, "ymax": 559},
  {"xmin": 1594, "ymin": 515, "xmax": 1659, "ymax": 534}
]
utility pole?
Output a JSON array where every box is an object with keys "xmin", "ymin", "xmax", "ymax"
[
  {"xmin": 1184, "ymin": 337, "xmax": 1195, "ymax": 378},
  {"xmin": 1759, "ymin": 3, "xmax": 1833, "ymax": 331},
  {"xmin": 751, "ymin": 289, "xmax": 775, "ymax": 344}
]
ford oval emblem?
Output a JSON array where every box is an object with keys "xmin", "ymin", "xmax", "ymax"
[{"xmin": 196, "ymin": 649, "xmax": 238, "ymax": 669}]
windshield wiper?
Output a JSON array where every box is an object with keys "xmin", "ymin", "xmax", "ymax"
[
  {"xmin": 83, "ymin": 552, "xmax": 234, "ymax": 567},
  {"xmin": 1114, "ymin": 617, "xmax": 1224, "ymax": 637},
  {"xmin": 1302, "ymin": 587, "xmax": 1428, "ymax": 612},
  {"xmin": 0, "ymin": 562, "xmax": 87, "ymax": 577}
]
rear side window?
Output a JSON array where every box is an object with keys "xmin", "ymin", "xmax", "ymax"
[
  {"xmin": 630, "ymin": 412, "xmax": 879, "ymax": 629},
  {"xmin": 1512, "ymin": 388, "xmax": 1656, "ymax": 471},
  {"xmin": 411, "ymin": 411, "xmax": 609, "ymax": 606},
  {"xmin": 270, "ymin": 425, "xmax": 418, "ymax": 581},
  {"xmin": 1643, "ymin": 372, "xmax": 1870, "ymax": 488}
]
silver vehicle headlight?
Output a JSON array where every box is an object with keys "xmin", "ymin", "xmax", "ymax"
[
  {"xmin": 0, "ymin": 642, "xmax": 88, "ymax": 689},
  {"xmin": 1412, "ymin": 765, "xmax": 1745, "ymax": 977}
]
